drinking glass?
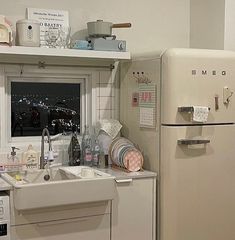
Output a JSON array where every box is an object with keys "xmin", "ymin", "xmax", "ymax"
[
  {"xmin": 45, "ymin": 27, "xmax": 60, "ymax": 48},
  {"xmin": 58, "ymin": 26, "xmax": 71, "ymax": 49}
]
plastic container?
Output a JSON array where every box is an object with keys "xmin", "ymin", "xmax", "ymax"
[
  {"xmin": 82, "ymin": 125, "xmax": 92, "ymax": 166},
  {"xmin": 22, "ymin": 144, "xmax": 39, "ymax": 169},
  {"xmin": 92, "ymin": 138, "xmax": 101, "ymax": 167},
  {"xmin": 8, "ymin": 147, "xmax": 22, "ymax": 180}
]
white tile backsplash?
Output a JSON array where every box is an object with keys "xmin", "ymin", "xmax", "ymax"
[
  {"xmin": 97, "ymin": 109, "xmax": 113, "ymax": 120},
  {"xmin": 96, "ymin": 84, "xmax": 114, "ymax": 97},
  {"xmin": 99, "ymin": 71, "xmax": 113, "ymax": 84},
  {"xmin": 95, "ymin": 69, "xmax": 117, "ymax": 121},
  {"xmin": 96, "ymin": 96, "xmax": 114, "ymax": 110}
]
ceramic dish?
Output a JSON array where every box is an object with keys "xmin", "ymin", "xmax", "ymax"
[
  {"xmin": 109, "ymin": 137, "xmax": 144, "ymax": 172},
  {"xmin": 123, "ymin": 149, "xmax": 143, "ymax": 172}
]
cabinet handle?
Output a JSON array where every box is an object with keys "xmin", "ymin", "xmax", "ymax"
[
  {"xmin": 37, "ymin": 217, "xmax": 88, "ymax": 227},
  {"xmin": 177, "ymin": 139, "xmax": 210, "ymax": 145},
  {"xmin": 115, "ymin": 179, "xmax": 133, "ymax": 183}
]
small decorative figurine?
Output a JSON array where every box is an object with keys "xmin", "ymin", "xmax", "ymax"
[{"xmin": 0, "ymin": 15, "xmax": 13, "ymax": 46}]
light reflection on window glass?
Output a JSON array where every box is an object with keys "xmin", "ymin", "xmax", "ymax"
[{"xmin": 11, "ymin": 82, "xmax": 80, "ymax": 137}]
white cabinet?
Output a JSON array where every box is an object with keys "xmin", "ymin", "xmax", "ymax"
[
  {"xmin": 112, "ymin": 177, "xmax": 156, "ymax": 240},
  {"xmin": 8, "ymin": 172, "xmax": 156, "ymax": 240},
  {"xmin": 11, "ymin": 214, "xmax": 110, "ymax": 240},
  {"xmin": 10, "ymin": 200, "xmax": 111, "ymax": 240}
]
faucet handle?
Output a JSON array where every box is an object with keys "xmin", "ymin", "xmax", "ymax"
[
  {"xmin": 11, "ymin": 147, "xmax": 20, "ymax": 156},
  {"xmin": 47, "ymin": 150, "xmax": 54, "ymax": 161}
]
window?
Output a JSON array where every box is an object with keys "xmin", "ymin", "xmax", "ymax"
[
  {"xmin": 0, "ymin": 66, "xmax": 97, "ymax": 147},
  {"xmin": 11, "ymin": 81, "xmax": 81, "ymax": 137}
]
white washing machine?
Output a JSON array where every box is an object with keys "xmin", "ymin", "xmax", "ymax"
[{"xmin": 0, "ymin": 192, "xmax": 10, "ymax": 240}]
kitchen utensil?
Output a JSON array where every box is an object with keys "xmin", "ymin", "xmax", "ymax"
[
  {"xmin": 16, "ymin": 19, "xmax": 40, "ymax": 47},
  {"xmin": 87, "ymin": 20, "xmax": 131, "ymax": 37}
]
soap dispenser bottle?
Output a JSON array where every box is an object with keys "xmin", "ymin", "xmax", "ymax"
[
  {"xmin": 8, "ymin": 147, "xmax": 19, "ymax": 168},
  {"xmin": 8, "ymin": 147, "xmax": 22, "ymax": 180}
]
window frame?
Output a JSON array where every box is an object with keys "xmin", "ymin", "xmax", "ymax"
[
  {"xmin": 0, "ymin": 65, "xmax": 97, "ymax": 149},
  {"xmin": 8, "ymin": 77, "xmax": 84, "ymax": 141}
]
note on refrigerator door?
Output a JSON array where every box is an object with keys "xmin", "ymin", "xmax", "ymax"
[{"xmin": 139, "ymin": 84, "xmax": 156, "ymax": 128}]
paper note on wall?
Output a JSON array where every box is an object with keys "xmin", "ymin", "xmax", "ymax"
[{"xmin": 139, "ymin": 84, "xmax": 156, "ymax": 128}]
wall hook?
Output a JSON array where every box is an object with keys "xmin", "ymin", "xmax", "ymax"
[
  {"xmin": 20, "ymin": 64, "xmax": 24, "ymax": 76},
  {"xmin": 38, "ymin": 61, "xmax": 46, "ymax": 69},
  {"xmin": 133, "ymin": 71, "xmax": 152, "ymax": 84}
]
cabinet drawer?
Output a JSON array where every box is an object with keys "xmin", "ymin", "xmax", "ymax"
[
  {"xmin": 11, "ymin": 214, "xmax": 110, "ymax": 240},
  {"xmin": 11, "ymin": 199, "xmax": 111, "ymax": 225}
]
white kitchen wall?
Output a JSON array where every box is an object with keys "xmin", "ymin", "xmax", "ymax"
[
  {"xmin": 224, "ymin": 0, "xmax": 235, "ymax": 51},
  {"xmin": 190, "ymin": 0, "xmax": 235, "ymax": 51},
  {"xmin": 190, "ymin": 0, "xmax": 225, "ymax": 49},
  {"xmin": 0, "ymin": 0, "xmax": 190, "ymax": 55}
]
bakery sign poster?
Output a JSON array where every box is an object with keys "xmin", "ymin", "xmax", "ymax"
[{"xmin": 26, "ymin": 8, "xmax": 69, "ymax": 46}]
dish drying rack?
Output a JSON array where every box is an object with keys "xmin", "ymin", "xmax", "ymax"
[{"xmin": 111, "ymin": 160, "xmax": 144, "ymax": 173}]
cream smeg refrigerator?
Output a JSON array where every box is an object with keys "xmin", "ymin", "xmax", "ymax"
[{"xmin": 160, "ymin": 48, "xmax": 235, "ymax": 240}]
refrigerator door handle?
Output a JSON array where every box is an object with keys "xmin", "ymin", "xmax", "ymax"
[
  {"xmin": 178, "ymin": 106, "xmax": 210, "ymax": 113},
  {"xmin": 177, "ymin": 139, "xmax": 210, "ymax": 145}
]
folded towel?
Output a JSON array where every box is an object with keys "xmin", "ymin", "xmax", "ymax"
[
  {"xmin": 96, "ymin": 119, "xmax": 122, "ymax": 139},
  {"xmin": 193, "ymin": 106, "xmax": 209, "ymax": 122}
]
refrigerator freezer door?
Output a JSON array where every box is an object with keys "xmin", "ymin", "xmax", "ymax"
[
  {"xmin": 160, "ymin": 125, "xmax": 235, "ymax": 240},
  {"xmin": 161, "ymin": 48, "xmax": 235, "ymax": 124}
]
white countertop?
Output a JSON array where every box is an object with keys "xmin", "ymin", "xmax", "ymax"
[
  {"xmin": 0, "ymin": 177, "xmax": 12, "ymax": 191},
  {"xmin": 0, "ymin": 167, "xmax": 157, "ymax": 191},
  {"xmin": 99, "ymin": 167, "xmax": 157, "ymax": 180}
]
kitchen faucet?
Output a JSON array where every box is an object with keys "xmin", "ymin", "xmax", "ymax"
[{"xmin": 40, "ymin": 128, "xmax": 54, "ymax": 169}]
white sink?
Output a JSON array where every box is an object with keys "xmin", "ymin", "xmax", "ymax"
[{"xmin": 2, "ymin": 166, "xmax": 115, "ymax": 210}]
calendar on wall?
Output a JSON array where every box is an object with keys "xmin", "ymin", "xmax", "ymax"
[{"xmin": 138, "ymin": 84, "xmax": 156, "ymax": 128}]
